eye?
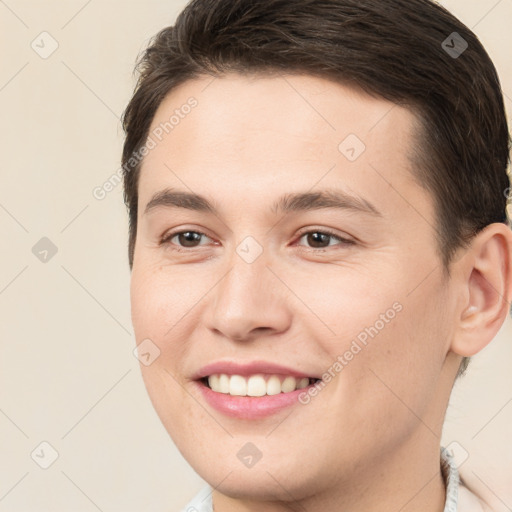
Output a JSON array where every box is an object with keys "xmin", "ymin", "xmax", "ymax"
[
  {"xmin": 159, "ymin": 228, "xmax": 354, "ymax": 253},
  {"xmin": 296, "ymin": 229, "xmax": 355, "ymax": 250},
  {"xmin": 160, "ymin": 230, "xmax": 212, "ymax": 250}
]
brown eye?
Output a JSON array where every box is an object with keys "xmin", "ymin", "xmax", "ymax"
[
  {"xmin": 175, "ymin": 231, "xmax": 203, "ymax": 247},
  {"xmin": 297, "ymin": 230, "xmax": 354, "ymax": 249},
  {"xmin": 161, "ymin": 230, "xmax": 211, "ymax": 249},
  {"xmin": 304, "ymin": 232, "xmax": 332, "ymax": 248}
]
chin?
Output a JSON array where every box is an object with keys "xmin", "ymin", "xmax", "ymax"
[
  {"xmin": 178, "ymin": 435, "xmax": 320, "ymax": 501},
  {"xmin": 200, "ymin": 465, "xmax": 313, "ymax": 502}
]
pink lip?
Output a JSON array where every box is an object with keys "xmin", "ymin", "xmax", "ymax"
[
  {"xmin": 194, "ymin": 360, "xmax": 318, "ymax": 380},
  {"xmin": 192, "ymin": 360, "xmax": 320, "ymax": 419},
  {"xmin": 194, "ymin": 381, "xmax": 316, "ymax": 419}
]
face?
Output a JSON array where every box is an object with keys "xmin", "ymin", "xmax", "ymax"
[{"xmin": 130, "ymin": 73, "xmax": 458, "ymax": 502}]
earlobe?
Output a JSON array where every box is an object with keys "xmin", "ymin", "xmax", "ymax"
[{"xmin": 450, "ymin": 223, "xmax": 512, "ymax": 358}]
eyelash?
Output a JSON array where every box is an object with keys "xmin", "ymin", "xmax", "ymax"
[{"xmin": 159, "ymin": 228, "xmax": 355, "ymax": 253}]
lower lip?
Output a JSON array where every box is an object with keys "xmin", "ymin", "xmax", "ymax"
[{"xmin": 195, "ymin": 381, "xmax": 314, "ymax": 419}]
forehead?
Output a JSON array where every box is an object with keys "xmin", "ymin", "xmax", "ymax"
[{"xmin": 138, "ymin": 72, "xmax": 430, "ymax": 223}]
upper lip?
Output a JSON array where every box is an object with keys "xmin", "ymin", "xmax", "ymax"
[{"xmin": 194, "ymin": 360, "xmax": 320, "ymax": 380}]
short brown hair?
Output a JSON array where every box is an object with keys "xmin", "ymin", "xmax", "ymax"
[{"xmin": 121, "ymin": 0, "xmax": 511, "ymax": 374}]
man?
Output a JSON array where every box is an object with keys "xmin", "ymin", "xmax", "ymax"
[{"xmin": 121, "ymin": 0, "xmax": 512, "ymax": 510}]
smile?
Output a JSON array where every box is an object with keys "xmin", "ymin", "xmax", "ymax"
[
  {"xmin": 204, "ymin": 373, "xmax": 318, "ymax": 396},
  {"xmin": 194, "ymin": 361, "xmax": 322, "ymax": 419}
]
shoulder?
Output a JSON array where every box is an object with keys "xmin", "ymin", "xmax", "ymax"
[
  {"xmin": 458, "ymin": 482, "xmax": 492, "ymax": 512},
  {"xmin": 180, "ymin": 486, "xmax": 213, "ymax": 512},
  {"xmin": 441, "ymin": 447, "xmax": 493, "ymax": 512}
]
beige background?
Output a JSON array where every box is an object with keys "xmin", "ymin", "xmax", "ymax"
[{"xmin": 0, "ymin": 1, "xmax": 511, "ymax": 510}]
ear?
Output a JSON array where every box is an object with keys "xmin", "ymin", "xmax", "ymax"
[{"xmin": 450, "ymin": 223, "xmax": 512, "ymax": 358}]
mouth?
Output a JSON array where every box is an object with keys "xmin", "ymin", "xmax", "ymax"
[
  {"xmin": 193, "ymin": 361, "xmax": 322, "ymax": 419},
  {"xmin": 200, "ymin": 373, "xmax": 321, "ymax": 397}
]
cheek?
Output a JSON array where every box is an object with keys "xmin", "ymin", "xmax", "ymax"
[
  {"xmin": 317, "ymin": 256, "xmax": 450, "ymax": 372},
  {"xmin": 287, "ymin": 263, "xmax": 406, "ymax": 355},
  {"xmin": 340, "ymin": 279, "xmax": 451, "ymax": 428},
  {"xmin": 130, "ymin": 266, "xmax": 193, "ymax": 414},
  {"xmin": 298, "ymin": 267, "xmax": 450, "ymax": 429},
  {"xmin": 130, "ymin": 264, "xmax": 203, "ymax": 342},
  {"xmin": 130, "ymin": 267, "xmax": 198, "ymax": 442}
]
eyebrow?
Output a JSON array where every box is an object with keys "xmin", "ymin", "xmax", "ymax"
[{"xmin": 143, "ymin": 188, "xmax": 382, "ymax": 217}]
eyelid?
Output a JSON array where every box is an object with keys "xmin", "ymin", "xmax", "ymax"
[
  {"xmin": 162, "ymin": 228, "xmax": 209, "ymax": 240},
  {"xmin": 294, "ymin": 226, "xmax": 355, "ymax": 246},
  {"xmin": 297, "ymin": 226, "xmax": 356, "ymax": 243}
]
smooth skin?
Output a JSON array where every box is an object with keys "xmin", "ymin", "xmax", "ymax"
[{"xmin": 130, "ymin": 73, "xmax": 512, "ymax": 511}]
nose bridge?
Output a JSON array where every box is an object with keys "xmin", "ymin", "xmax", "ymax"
[
  {"xmin": 208, "ymin": 242, "xmax": 290, "ymax": 340},
  {"xmin": 217, "ymin": 246, "xmax": 272, "ymax": 316}
]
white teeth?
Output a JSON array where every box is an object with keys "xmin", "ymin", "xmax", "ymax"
[
  {"xmin": 247, "ymin": 374, "xmax": 267, "ymax": 397},
  {"xmin": 281, "ymin": 376, "xmax": 296, "ymax": 393},
  {"xmin": 229, "ymin": 375, "xmax": 247, "ymax": 396},
  {"xmin": 207, "ymin": 374, "xmax": 315, "ymax": 396},
  {"xmin": 208, "ymin": 374, "xmax": 219, "ymax": 391},
  {"xmin": 218, "ymin": 374, "xmax": 230, "ymax": 393},
  {"xmin": 297, "ymin": 377, "xmax": 309, "ymax": 389},
  {"xmin": 266, "ymin": 375, "xmax": 282, "ymax": 395}
]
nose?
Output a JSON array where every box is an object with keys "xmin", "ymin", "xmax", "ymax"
[{"xmin": 205, "ymin": 250, "xmax": 292, "ymax": 342}]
